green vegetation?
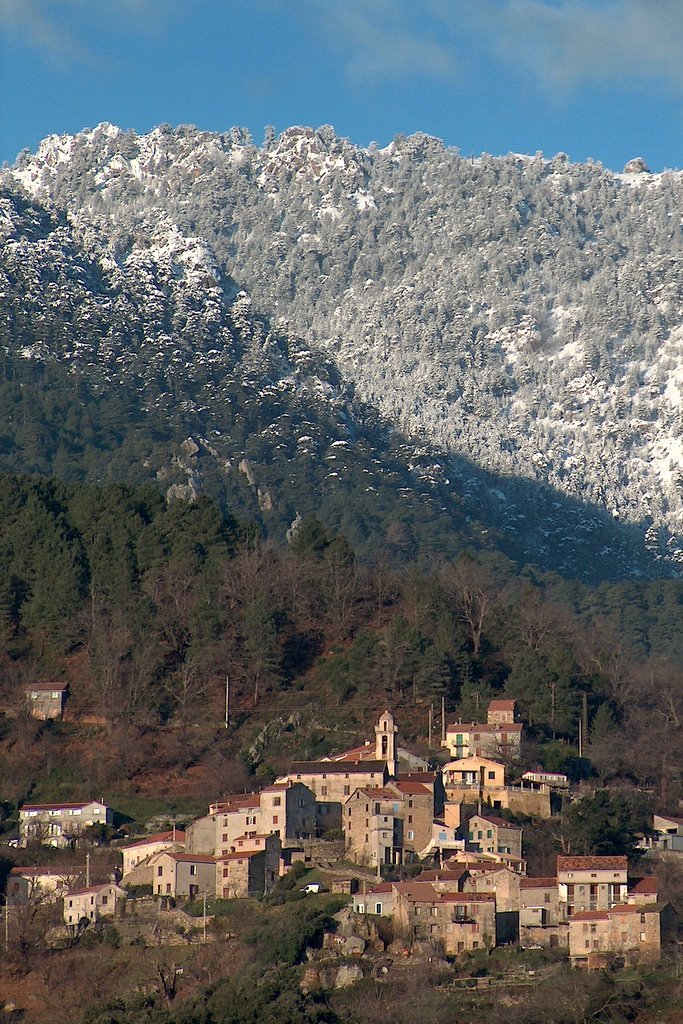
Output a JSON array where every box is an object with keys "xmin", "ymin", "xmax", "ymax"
[{"xmin": 0, "ymin": 472, "xmax": 678, "ymax": 826}]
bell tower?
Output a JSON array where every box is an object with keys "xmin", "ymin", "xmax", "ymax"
[{"xmin": 375, "ymin": 710, "xmax": 398, "ymax": 778}]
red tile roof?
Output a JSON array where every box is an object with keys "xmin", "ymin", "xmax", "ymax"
[
  {"xmin": 520, "ymin": 876, "xmax": 557, "ymax": 889},
  {"xmin": 360, "ymin": 883, "xmax": 394, "ymax": 895},
  {"xmin": 66, "ymin": 883, "xmax": 119, "ymax": 897},
  {"xmin": 446, "ymin": 723, "xmax": 522, "ymax": 735},
  {"xmin": 571, "ymin": 910, "xmax": 609, "ymax": 921},
  {"xmin": 557, "ymin": 856, "xmax": 627, "ymax": 873},
  {"xmin": 391, "ymin": 781, "xmax": 431, "ymax": 796},
  {"xmin": 25, "ymin": 684, "xmax": 68, "ymax": 692},
  {"xmin": 471, "ymin": 814, "xmax": 522, "ymax": 830},
  {"xmin": 608, "ymin": 903, "xmax": 659, "ymax": 915},
  {"xmin": 290, "ymin": 760, "xmax": 387, "ymax": 775},
  {"xmin": 10, "ymin": 866, "xmax": 77, "ymax": 877},
  {"xmin": 163, "ymin": 853, "xmax": 215, "ymax": 864},
  {"xmin": 439, "ymin": 892, "xmax": 496, "ymax": 904},
  {"xmin": 20, "ymin": 801, "xmax": 101, "ymax": 812},
  {"xmin": 630, "ymin": 877, "xmax": 658, "ymax": 895},
  {"xmin": 217, "ymin": 851, "xmax": 261, "ymax": 862},
  {"xmin": 487, "ymin": 700, "xmax": 517, "ymax": 710},
  {"xmin": 418, "ymin": 869, "xmax": 468, "ymax": 882},
  {"xmin": 122, "ymin": 830, "xmax": 185, "ymax": 850}
]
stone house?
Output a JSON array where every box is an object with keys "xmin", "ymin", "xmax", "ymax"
[
  {"xmin": 24, "ymin": 684, "xmax": 67, "ymax": 720},
  {"xmin": 63, "ymin": 883, "xmax": 126, "ymax": 927},
  {"xmin": 153, "ymin": 852, "xmax": 215, "ymax": 898},
  {"xmin": 467, "ymin": 863, "xmax": 522, "ymax": 913},
  {"xmin": 216, "ymin": 833, "xmax": 281, "ymax": 897},
  {"xmin": 258, "ymin": 783, "xmax": 316, "ymax": 844},
  {"xmin": 442, "ymin": 721, "xmax": 522, "ymax": 761},
  {"xmin": 344, "ymin": 780, "xmax": 433, "ymax": 866},
  {"xmin": 519, "ymin": 876, "xmax": 567, "ymax": 948},
  {"xmin": 443, "ymin": 756, "xmax": 550, "ymax": 819},
  {"xmin": 279, "ymin": 761, "xmax": 390, "ymax": 832},
  {"xmin": 467, "ymin": 813, "xmax": 523, "ymax": 859},
  {"xmin": 392, "ymin": 882, "xmax": 496, "ymax": 954},
  {"xmin": 627, "ymin": 877, "xmax": 658, "ymax": 905},
  {"xmin": 19, "ymin": 800, "xmax": 111, "ymax": 848},
  {"xmin": 486, "ymin": 699, "xmax": 519, "ymax": 725},
  {"xmin": 352, "ymin": 882, "xmax": 396, "ymax": 917},
  {"xmin": 121, "ymin": 829, "xmax": 186, "ymax": 877},
  {"xmin": 557, "ymin": 856, "xmax": 628, "ymax": 918},
  {"xmin": 569, "ymin": 903, "xmax": 677, "ymax": 967}
]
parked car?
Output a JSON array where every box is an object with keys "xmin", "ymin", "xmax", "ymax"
[{"xmin": 300, "ymin": 882, "xmax": 327, "ymax": 894}]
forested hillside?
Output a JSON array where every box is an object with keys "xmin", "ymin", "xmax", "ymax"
[
  {"xmin": 5, "ymin": 123, "xmax": 683, "ymax": 574},
  {"xmin": 0, "ymin": 475, "xmax": 680, "ymax": 823}
]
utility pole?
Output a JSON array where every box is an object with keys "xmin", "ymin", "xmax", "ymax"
[
  {"xmin": 441, "ymin": 696, "xmax": 446, "ymax": 744},
  {"xmin": 86, "ymin": 852, "xmax": 90, "ymax": 888},
  {"xmin": 582, "ymin": 692, "xmax": 589, "ymax": 749},
  {"xmin": 4, "ymin": 904, "xmax": 8, "ymax": 948},
  {"xmin": 202, "ymin": 893, "xmax": 207, "ymax": 941},
  {"xmin": 225, "ymin": 675, "xmax": 230, "ymax": 728},
  {"xmin": 428, "ymin": 704, "xmax": 433, "ymax": 750}
]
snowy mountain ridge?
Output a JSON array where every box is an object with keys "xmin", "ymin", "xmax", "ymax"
[{"xmin": 5, "ymin": 122, "xmax": 683, "ymax": 575}]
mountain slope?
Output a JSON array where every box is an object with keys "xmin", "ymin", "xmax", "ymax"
[{"xmin": 3, "ymin": 123, "xmax": 683, "ymax": 576}]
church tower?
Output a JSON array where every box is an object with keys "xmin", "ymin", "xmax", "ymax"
[{"xmin": 375, "ymin": 710, "xmax": 398, "ymax": 778}]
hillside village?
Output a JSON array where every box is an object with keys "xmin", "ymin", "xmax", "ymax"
[{"xmin": 3, "ymin": 702, "xmax": 681, "ymax": 989}]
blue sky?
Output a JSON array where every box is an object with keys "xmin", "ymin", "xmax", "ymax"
[{"xmin": 1, "ymin": 0, "xmax": 683, "ymax": 170}]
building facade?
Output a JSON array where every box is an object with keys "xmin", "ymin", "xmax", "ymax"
[{"xmin": 19, "ymin": 801, "xmax": 111, "ymax": 848}]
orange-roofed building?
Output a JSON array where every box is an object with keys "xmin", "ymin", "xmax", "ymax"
[
  {"xmin": 121, "ymin": 830, "xmax": 186, "ymax": 876},
  {"xmin": 569, "ymin": 902, "xmax": 678, "ymax": 967},
  {"xmin": 486, "ymin": 699, "xmax": 519, "ymax": 725},
  {"xmin": 557, "ymin": 856, "xmax": 628, "ymax": 918},
  {"xmin": 153, "ymin": 852, "xmax": 215, "ymax": 899}
]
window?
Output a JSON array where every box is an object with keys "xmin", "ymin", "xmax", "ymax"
[
  {"xmin": 544, "ymin": 893, "xmax": 551, "ymax": 903},
  {"xmin": 640, "ymin": 913, "xmax": 646, "ymax": 924},
  {"xmin": 157, "ymin": 867, "xmax": 163, "ymax": 876},
  {"xmin": 321, "ymin": 786, "xmax": 328, "ymax": 797},
  {"xmin": 430, "ymin": 906, "xmax": 438, "ymax": 916},
  {"xmin": 272, "ymin": 815, "xmax": 279, "ymax": 824},
  {"xmin": 343, "ymin": 786, "xmax": 350, "ymax": 796},
  {"xmin": 273, "ymin": 796, "xmax": 281, "ymax": 807},
  {"xmin": 639, "ymin": 932, "xmax": 646, "ymax": 942},
  {"xmin": 190, "ymin": 865, "xmax": 197, "ymax": 876},
  {"xmin": 590, "ymin": 924, "xmax": 597, "ymax": 934},
  {"xmin": 486, "ymin": 830, "xmax": 492, "ymax": 839},
  {"xmin": 322, "ymin": 773, "xmax": 327, "ymax": 779},
  {"xmin": 222, "ymin": 833, "xmax": 228, "ymax": 842},
  {"xmin": 408, "ymin": 830, "xmax": 414, "ymax": 841},
  {"xmin": 375, "ymin": 902, "xmax": 383, "ymax": 914},
  {"xmin": 223, "ymin": 868, "xmax": 229, "ymax": 878},
  {"xmin": 101, "ymin": 896, "xmax": 108, "ymax": 906},
  {"xmin": 408, "ymin": 815, "xmax": 413, "ymax": 823},
  {"xmin": 348, "ymin": 808, "xmax": 352, "ymax": 817},
  {"xmin": 408, "ymin": 800, "xmax": 413, "ymax": 808}
]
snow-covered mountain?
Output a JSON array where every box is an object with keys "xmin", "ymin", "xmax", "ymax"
[{"xmin": 4, "ymin": 122, "xmax": 683, "ymax": 577}]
